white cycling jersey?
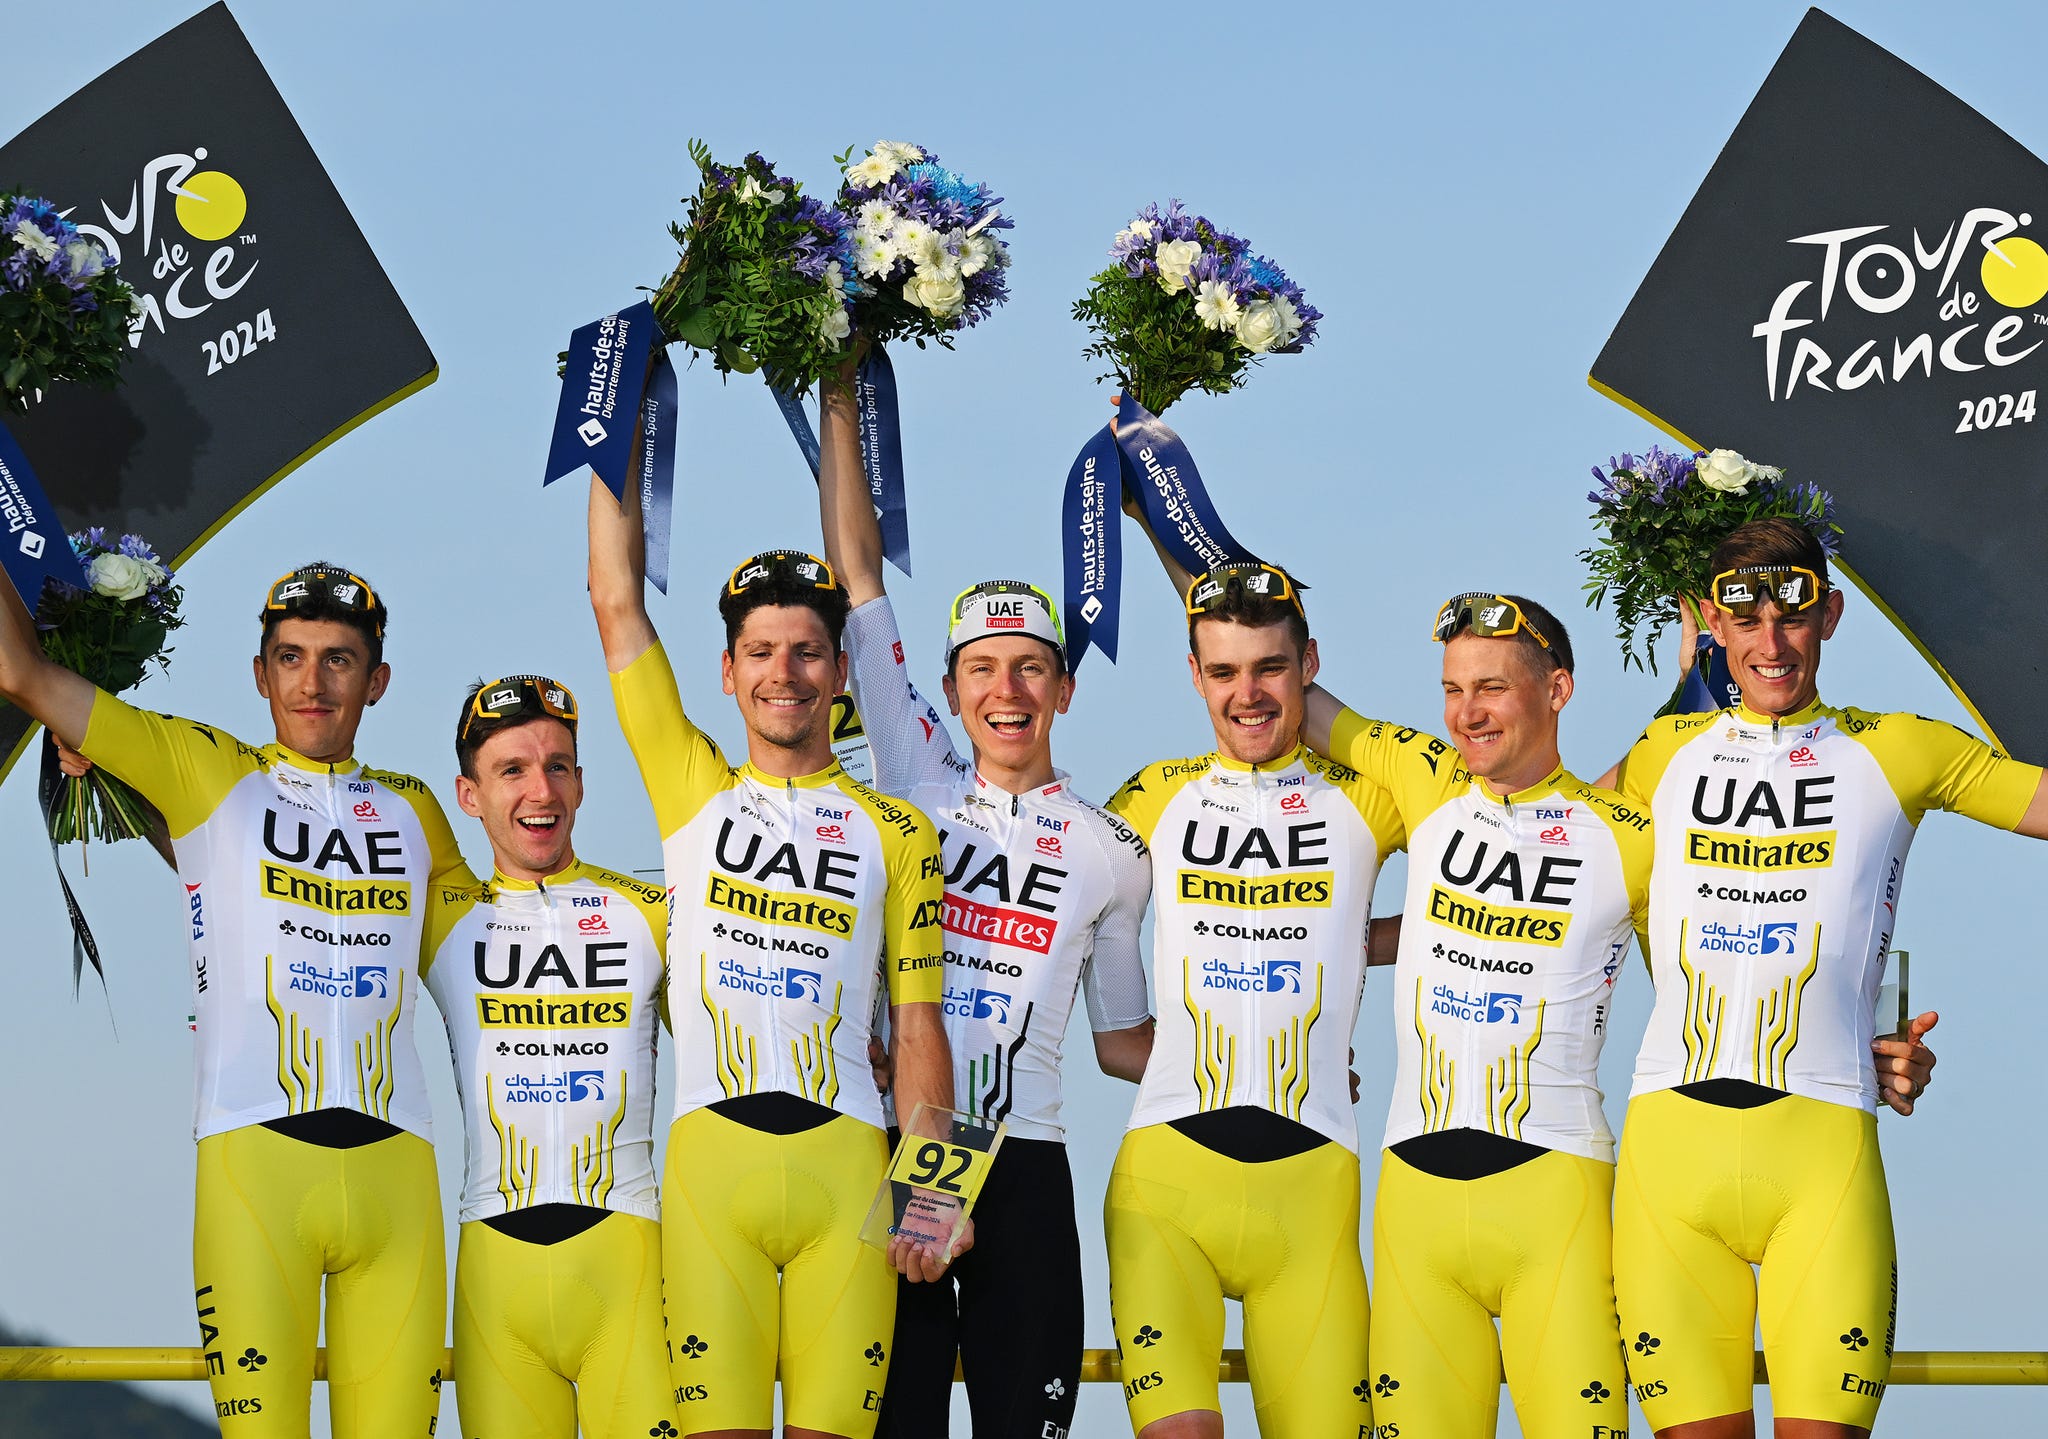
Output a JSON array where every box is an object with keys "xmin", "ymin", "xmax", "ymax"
[
  {"xmin": 79, "ymin": 694, "xmax": 462, "ymax": 1142},
  {"xmin": 1328, "ymin": 711, "xmax": 1651, "ymax": 1164},
  {"xmin": 844, "ymin": 598, "xmax": 1152, "ymax": 1141},
  {"xmin": 1108, "ymin": 741, "xmax": 1403, "ymax": 1151},
  {"xmin": 423, "ymin": 859, "xmax": 668, "ymax": 1223},
  {"xmin": 1618, "ymin": 699, "xmax": 2040, "ymax": 1109},
  {"xmin": 611, "ymin": 643, "xmax": 945, "ymax": 1133}
]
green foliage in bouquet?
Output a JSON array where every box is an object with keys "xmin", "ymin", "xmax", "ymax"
[
  {"xmin": 1580, "ymin": 446, "xmax": 1842, "ymax": 673},
  {"xmin": 649, "ymin": 143, "xmax": 859, "ymax": 399},
  {"xmin": 1, "ymin": 192, "xmax": 136, "ymax": 412}
]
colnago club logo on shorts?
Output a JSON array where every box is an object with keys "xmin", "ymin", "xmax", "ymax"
[
  {"xmin": 66, "ymin": 147, "xmax": 275, "ymax": 369},
  {"xmin": 1751, "ymin": 204, "xmax": 2047, "ymax": 406}
]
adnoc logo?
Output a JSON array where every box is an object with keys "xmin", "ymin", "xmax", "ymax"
[{"xmin": 1752, "ymin": 207, "xmax": 2047, "ymax": 401}]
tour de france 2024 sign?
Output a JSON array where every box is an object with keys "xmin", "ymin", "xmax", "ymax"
[
  {"xmin": 0, "ymin": 3, "xmax": 436, "ymax": 778},
  {"xmin": 1592, "ymin": 7, "xmax": 2048, "ymax": 763}
]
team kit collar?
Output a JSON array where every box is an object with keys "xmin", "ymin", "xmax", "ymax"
[
  {"xmin": 972, "ymin": 768, "xmax": 1071, "ymax": 804},
  {"xmin": 1209, "ymin": 742, "xmax": 1314, "ymax": 776},
  {"xmin": 1730, "ymin": 696, "xmax": 1828, "ymax": 730},
  {"xmin": 487, "ymin": 856, "xmax": 592, "ymax": 893},
  {"xmin": 738, "ymin": 758, "xmax": 849, "ymax": 790},
  {"xmin": 1468, "ymin": 762, "xmax": 1572, "ymax": 809},
  {"xmin": 265, "ymin": 740, "xmax": 362, "ymax": 776}
]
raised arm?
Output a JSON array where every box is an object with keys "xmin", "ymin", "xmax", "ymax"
[
  {"xmin": 2016, "ymin": 772, "xmax": 2048, "ymax": 839},
  {"xmin": 587, "ymin": 473, "xmax": 659, "ymax": 674},
  {"xmin": 819, "ymin": 351, "xmax": 884, "ymax": 608},
  {"xmin": 0, "ymin": 575, "xmax": 95, "ymax": 747}
]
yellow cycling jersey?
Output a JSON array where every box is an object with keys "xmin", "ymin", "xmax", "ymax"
[
  {"xmin": 612, "ymin": 643, "xmax": 944, "ymax": 1131},
  {"xmin": 1328, "ymin": 710, "xmax": 1651, "ymax": 1163},
  {"xmin": 1108, "ymin": 743, "xmax": 1402, "ymax": 1150},
  {"xmin": 1617, "ymin": 699, "xmax": 2041, "ymax": 1108},
  {"xmin": 422, "ymin": 859, "xmax": 668, "ymax": 1223},
  {"xmin": 79, "ymin": 692, "xmax": 463, "ymax": 1142}
]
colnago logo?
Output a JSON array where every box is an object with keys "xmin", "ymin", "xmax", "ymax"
[
  {"xmin": 1426, "ymin": 884, "xmax": 1569, "ymax": 947},
  {"xmin": 714, "ymin": 957, "xmax": 824, "ymax": 1001},
  {"xmin": 942, "ymin": 985, "xmax": 1012, "ymax": 1020},
  {"xmin": 1697, "ymin": 882, "xmax": 1810, "ymax": 904},
  {"xmin": 941, "ymin": 892, "xmax": 1056, "ymax": 954},
  {"xmin": 474, "ymin": 995, "xmax": 633, "ymax": 1028},
  {"xmin": 501, "ymin": 1069, "xmax": 607, "ymax": 1104},
  {"xmin": 278, "ymin": 919, "xmax": 391, "ymax": 948},
  {"xmin": 1696, "ymin": 920, "xmax": 1800, "ymax": 956},
  {"xmin": 1751, "ymin": 207, "xmax": 2048, "ymax": 402},
  {"xmin": 66, "ymin": 148, "xmax": 261, "ymax": 349},
  {"xmin": 1427, "ymin": 984, "xmax": 1525, "ymax": 1024},
  {"xmin": 1430, "ymin": 941, "xmax": 1535, "ymax": 976},
  {"xmin": 283, "ymin": 961, "xmax": 387, "ymax": 998}
]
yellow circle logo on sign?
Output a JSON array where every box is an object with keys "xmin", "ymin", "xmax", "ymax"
[
  {"xmin": 1980, "ymin": 236, "xmax": 2048, "ymax": 309},
  {"xmin": 174, "ymin": 170, "xmax": 248, "ymax": 243}
]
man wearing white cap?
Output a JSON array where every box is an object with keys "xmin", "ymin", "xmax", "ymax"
[{"xmin": 819, "ymin": 369, "xmax": 1155, "ymax": 1439}]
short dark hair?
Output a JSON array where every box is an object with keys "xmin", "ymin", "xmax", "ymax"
[
  {"xmin": 1500, "ymin": 593, "xmax": 1574, "ymax": 677},
  {"xmin": 454, "ymin": 680, "xmax": 578, "ymax": 782},
  {"xmin": 1710, "ymin": 516, "xmax": 1831, "ymax": 589},
  {"xmin": 258, "ymin": 559, "xmax": 387, "ymax": 666},
  {"xmin": 1187, "ymin": 575, "xmax": 1311, "ymax": 661},
  {"xmin": 718, "ymin": 571, "xmax": 850, "ymax": 653}
]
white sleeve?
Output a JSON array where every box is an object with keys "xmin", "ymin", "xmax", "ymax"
[
  {"xmin": 1076, "ymin": 801, "xmax": 1154, "ymax": 1032},
  {"xmin": 843, "ymin": 596, "xmax": 969, "ymax": 797}
]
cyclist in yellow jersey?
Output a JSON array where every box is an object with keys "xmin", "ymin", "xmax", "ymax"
[
  {"xmin": 585, "ymin": 475, "xmax": 962, "ymax": 1439},
  {"xmin": 1606, "ymin": 518, "xmax": 2048, "ymax": 1439},
  {"xmin": 0, "ymin": 563, "xmax": 460, "ymax": 1438},
  {"xmin": 420, "ymin": 674, "xmax": 679, "ymax": 1439},
  {"xmin": 1104, "ymin": 563, "xmax": 1400, "ymax": 1439}
]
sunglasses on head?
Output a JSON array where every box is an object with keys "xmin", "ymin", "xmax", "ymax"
[
  {"xmin": 1709, "ymin": 566, "xmax": 1826, "ymax": 617},
  {"xmin": 461, "ymin": 674, "xmax": 578, "ymax": 746},
  {"xmin": 264, "ymin": 566, "xmax": 383, "ymax": 638},
  {"xmin": 1184, "ymin": 562, "xmax": 1303, "ymax": 618},
  {"xmin": 727, "ymin": 550, "xmax": 839, "ymax": 597},
  {"xmin": 1433, "ymin": 592, "xmax": 1552, "ymax": 651}
]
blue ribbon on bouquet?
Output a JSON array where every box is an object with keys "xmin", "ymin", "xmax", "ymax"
[
  {"xmin": 1060, "ymin": 393, "xmax": 1264, "ymax": 671},
  {"xmin": 1664, "ymin": 632, "xmax": 1743, "ymax": 717},
  {"xmin": 543, "ymin": 301, "xmax": 676, "ymax": 592},
  {"xmin": 0, "ymin": 417, "xmax": 88, "ymax": 611},
  {"xmin": 770, "ymin": 346, "xmax": 913, "ymax": 576}
]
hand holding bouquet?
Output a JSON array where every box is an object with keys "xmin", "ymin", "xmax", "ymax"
[
  {"xmin": 2, "ymin": 192, "xmax": 135, "ymax": 411},
  {"xmin": 837, "ymin": 141, "xmax": 1011, "ymax": 347},
  {"xmin": 1579, "ymin": 445, "xmax": 1841, "ymax": 672},
  {"xmin": 649, "ymin": 144, "xmax": 860, "ymax": 399},
  {"xmin": 28, "ymin": 529, "xmax": 185, "ymax": 844},
  {"xmin": 1073, "ymin": 200, "xmax": 1319, "ymax": 415}
]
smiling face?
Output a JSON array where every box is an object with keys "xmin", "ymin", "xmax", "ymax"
[
  {"xmin": 252, "ymin": 617, "xmax": 389, "ymax": 763},
  {"xmin": 456, "ymin": 718, "xmax": 582, "ymax": 882},
  {"xmin": 1188, "ymin": 618, "xmax": 1318, "ymax": 766},
  {"xmin": 1440, "ymin": 633, "xmax": 1570, "ymax": 795},
  {"xmin": 1704, "ymin": 586, "xmax": 1843, "ymax": 717},
  {"xmin": 942, "ymin": 636, "xmax": 1072, "ymax": 778},
  {"xmin": 721, "ymin": 603, "xmax": 849, "ymax": 767}
]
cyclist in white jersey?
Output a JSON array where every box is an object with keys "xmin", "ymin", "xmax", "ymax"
[
  {"xmin": 0, "ymin": 563, "xmax": 459, "ymax": 1438},
  {"xmin": 420, "ymin": 673, "xmax": 678, "ymax": 1439},
  {"xmin": 1604, "ymin": 518, "xmax": 2048, "ymax": 1439},
  {"xmin": 816, "ymin": 370, "xmax": 1153, "ymax": 1439},
  {"xmin": 1104, "ymin": 561, "xmax": 1402, "ymax": 1439}
]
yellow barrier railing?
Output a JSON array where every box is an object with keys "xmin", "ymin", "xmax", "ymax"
[{"xmin": 2, "ymin": 1348, "xmax": 2046, "ymax": 1385}]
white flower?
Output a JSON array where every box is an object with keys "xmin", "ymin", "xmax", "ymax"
[
  {"xmin": 857, "ymin": 199, "xmax": 894, "ymax": 234},
  {"xmin": 876, "ymin": 140, "xmax": 926, "ymax": 167},
  {"xmin": 905, "ymin": 268, "xmax": 967, "ymax": 317},
  {"xmin": 1154, "ymin": 239, "xmax": 1201, "ymax": 294},
  {"xmin": 818, "ymin": 305, "xmax": 852, "ymax": 347},
  {"xmin": 63, "ymin": 239, "xmax": 105, "ymax": 280},
  {"xmin": 1192, "ymin": 279, "xmax": 1243, "ymax": 332},
  {"xmin": 1696, "ymin": 449, "xmax": 1757, "ymax": 494},
  {"xmin": 11, "ymin": 220, "xmax": 58, "ymax": 261},
  {"xmin": 88, "ymin": 552, "xmax": 165, "ymax": 601},
  {"xmin": 847, "ymin": 152, "xmax": 899, "ymax": 188},
  {"xmin": 853, "ymin": 233, "xmax": 895, "ymax": 278},
  {"xmin": 958, "ymin": 233, "xmax": 996, "ymax": 278},
  {"xmin": 735, "ymin": 174, "xmax": 786, "ymax": 206},
  {"xmin": 1234, "ymin": 294, "xmax": 1302, "ymax": 354},
  {"xmin": 1753, "ymin": 463, "xmax": 1784, "ymax": 483},
  {"xmin": 1120, "ymin": 217, "xmax": 1156, "ymax": 246},
  {"xmin": 822, "ymin": 260, "xmax": 848, "ymax": 299}
]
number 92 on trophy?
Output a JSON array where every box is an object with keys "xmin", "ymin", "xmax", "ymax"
[{"xmin": 861, "ymin": 1105, "xmax": 1005, "ymax": 1257}]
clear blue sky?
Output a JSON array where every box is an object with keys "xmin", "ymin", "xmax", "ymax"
[{"xmin": 4, "ymin": 2, "xmax": 2045, "ymax": 1433}]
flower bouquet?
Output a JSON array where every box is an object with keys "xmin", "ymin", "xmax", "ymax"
[
  {"xmin": 837, "ymin": 140, "xmax": 1011, "ymax": 347},
  {"xmin": 649, "ymin": 143, "xmax": 860, "ymax": 397},
  {"xmin": 1580, "ymin": 445, "xmax": 1841, "ymax": 674},
  {"xmin": 1061, "ymin": 202, "xmax": 1320, "ymax": 668},
  {"xmin": 25, "ymin": 529, "xmax": 185, "ymax": 845},
  {"xmin": 1073, "ymin": 200, "xmax": 1319, "ymax": 416},
  {"xmin": 2, "ymin": 192, "xmax": 136, "ymax": 411}
]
